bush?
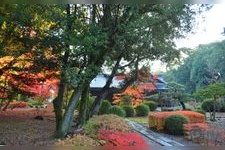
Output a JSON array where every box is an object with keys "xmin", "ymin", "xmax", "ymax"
[
  {"xmin": 56, "ymin": 134, "xmax": 100, "ymax": 146},
  {"xmin": 84, "ymin": 115, "xmax": 133, "ymax": 139},
  {"xmin": 84, "ymin": 120, "xmax": 100, "ymax": 139},
  {"xmin": 122, "ymin": 106, "xmax": 135, "ymax": 117},
  {"xmin": 98, "ymin": 129, "xmax": 148, "ymax": 146},
  {"xmin": 143, "ymin": 101, "xmax": 157, "ymax": 111},
  {"xmin": 107, "ymin": 106, "xmax": 126, "ymax": 117},
  {"xmin": 99, "ymin": 100, "xmax": 111, "ymax": 115},
  {"xmin": 135, "ymin": 104, "xmax": 149, "ymax": 117},
  {"xmin": 165, "ymin": 114, "xmax": 189, "ymax": 135},
  {"xmin": 201, "ymin": 100, "xmax": 221, "ymax": 112}
]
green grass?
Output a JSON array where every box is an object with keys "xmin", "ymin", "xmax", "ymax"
[{"xmin": 127, "ymin": 116, "xmax": 149, "ymax": 126}]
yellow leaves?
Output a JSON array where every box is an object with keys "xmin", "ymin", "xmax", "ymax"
[
  {"xmin": 1, "ymin": 21, "xmax": 7, "ymax": 30},
  {"xmin": 13, "ymin": 53, "xmax": 33, "ymax": 68},
  {"xmin": 0, "ymin": 54, "xmax": 33, "ymax": 70},
  {"xmin": 39, "ymin": 21, "xmax": 57, "ymax": 31},
  {"xmin": 0, "ymin": 56, "xmax": 14, "ymax": 69}
]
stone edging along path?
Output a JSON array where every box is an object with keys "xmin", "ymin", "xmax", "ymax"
[{"xmin": 128, "ymin": 120, "xmax": 184, "ymax": 146}]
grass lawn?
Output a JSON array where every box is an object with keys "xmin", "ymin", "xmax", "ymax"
[{"xmin": 127, "ymin": 116, "xmax": 149, "ymax": 126}]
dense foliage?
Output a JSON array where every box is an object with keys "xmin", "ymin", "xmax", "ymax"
[
  {"xmin": 122, "ymin": 105, "xmax": 135, "ymax": 117},
  {"xmin": 166, "ymin": 40, "xmax": 225, "ymax": 94},
  {"xmin": 165, "ymin": 114, "xmax": 189, "ymax": 135},
  {"xmin": 98, "ymin": 100, "xmax": 111, "ymax": 115},
  {"xmin": 143, "ymin": 101, "xmax": 157, "ymax": 111},
  {"xmin": 84, "ymin": 115, "xmax": 133, "ymax": 139},
  {"xmin": 149, "ymin": 111, "xmax": 205, "ymax": 130},
  {"xmin": 135, "ymin": 104, "xmax": 149, "ymax": 117},
  {"xmin": 98, "ymin": 129, "xmax": 148, "ymax": 146},
  {"xmin": 107, "ymin": 106, "xmax": 126, "ymax": 117},
  {"xmin": 0, "ymin": 4, "xmax": 209, "ymax": 137}
]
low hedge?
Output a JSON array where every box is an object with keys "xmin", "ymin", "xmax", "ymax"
[{"xmin": 149, "ymin": 111, "xmax": 205, "ymax": 131}]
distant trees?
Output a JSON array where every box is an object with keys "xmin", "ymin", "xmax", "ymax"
[
  {"xmin": 193, "ymin": 83, "xmax": 225, "ymax": 121},
  {"xmin": 165, "ymin": 40, "xmax": 225, "ymax": 94}
]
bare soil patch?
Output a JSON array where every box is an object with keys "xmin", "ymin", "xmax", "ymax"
[{"xmin": 0, "ymin": 106, "xmax": 57, "ymax": 146}]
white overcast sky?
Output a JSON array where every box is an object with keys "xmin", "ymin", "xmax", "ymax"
[
  {"xmin": 151, "ymin": 4, "xmax": 225, "ymax": 73},
  {"xmin": 176, "ymin": 4, "xmax": 225, "ymax": 49}
]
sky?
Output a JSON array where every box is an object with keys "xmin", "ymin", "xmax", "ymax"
[
  {"xmin": 176, "ymin": 4, "xmax": 225, "ymax": 49},
  {"xmin": 151, "ymin": 4, "xmax": 225, "ymax": 73}
]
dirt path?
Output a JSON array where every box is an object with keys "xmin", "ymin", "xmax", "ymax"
[{"xmin": 0, "ymin": 105, "xmax": 57, "ymax": 146}]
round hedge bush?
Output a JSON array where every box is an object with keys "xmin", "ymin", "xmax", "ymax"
[
  {"xmin": 135, "ymin": 104, "xmax": 149, "ymax": 117},
  {"xmin": 99, "ymin": 100, "xmax": 112, "ymax": 115},
  {"xmin": 201, "ymin": 99, "xmax": 221, "ymax": 112},
  {"xmin": 122, "ymin": 106, "xmax": 135, "ymax": 117},
  {"xmin": 107, "ymin": 106, "xmax": 126, "ymax": 117},
  {"xmin": 143, "ymin": 101, "xmax": 157, "ymax": 111},
  {"xmin": 165, "ymin": 114, "xmax": 189, "ymax": 135}
]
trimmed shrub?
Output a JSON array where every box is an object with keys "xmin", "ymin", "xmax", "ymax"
[
  {"xmin": 99, "ymin": 100, "xmax": 111, "ymax": 115},
  {"xmin": 107, "ymin": 106, "xmax": 126, "ymax": 117},
  {"xmin": 122, "ymin": 106, "xmax": 135, "ymax": 117},
  {"xmin": 135, "ymin": 104, "xmax": 149, "ymax": 117},
  {"xmin": 165, "ymin": 114, "xmax": 189, "ymax": 135},
  {"xmin": 149, "ymin": 111, "xmax": 205, "ymax": 131},
  {"xmin": 84, "ymin": 115, "xmax": 133, "ymax": 139},
  {"xmin": 84, "ymin": 120, "xmax": 100, "ymax": 139},
  {"xmin": 143, "ymin": 101, "xmax": 157, "ymax": 111},
  {"xmin": 56, "ymin": 134, "xmax": 100, "ymax": 146},
  {"xmin": 201, "ymin": 100, "xmax": 221, "ymax": 112}
]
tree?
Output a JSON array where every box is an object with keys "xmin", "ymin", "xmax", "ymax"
[
  {"xmin": 193, "ymin": 83, "xmax": 225, "ymax": 121},
  {"xmin": 166, "ymin": 82, "xmax": 192, "ymax": 110},
  {"xmin": 0, "ymin": 5, "xmax": 61, "ymax": 110},
  {"xmin": 88, "ymin": 4, "xmax": 208, "ymax": 117},
  {"xmin": 0, "ymin": 4, "xmax": 211, "ymax": 138},
  {"xmin": 166, "ymin": 40, "xmax": 225, "ymax": 94}
]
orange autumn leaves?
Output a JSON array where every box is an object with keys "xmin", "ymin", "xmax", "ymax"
[{"xmin": 149, "ymin": 111, "xmax": 206, "ymax": 131}]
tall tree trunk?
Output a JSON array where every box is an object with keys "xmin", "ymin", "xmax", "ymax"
[
  {"xmin": 56, "ymin": 88, "xmax": 83, "ymax": 137},
  {"xmin": 53, "ymin": 4, "xmax": 72, "ymax": 133},
  {"xmin": 178, "ymin": 98, "xmax": 186, "ymax": 110},
  {"xmin": 88, "ymin": 55, "xmax": 122, "ymax": 117},
  {"xmin": 53, "ymin": 80, "xmax": 66, "ymax": 131},
  {"xmin": 212, "ymin": 95, "xmax": 216, "ymax": 121},
  {"xmin": 89, "ymin": 90, "xmax": 110, "ymax": 117},
  {"xmin": 78, "ymin": 85, "xmax": 89, "ymax": 127}
]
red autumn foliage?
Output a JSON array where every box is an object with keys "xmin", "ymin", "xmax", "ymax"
[
  {"xmin": 183, "ymin": 123, "xmax": 225, "ymax": 145},
  {"xmin": 98, "ymin": 129, "xmax": 148, "ymax": 146},
  {"xmin": 183, "ymin": 123, "xmax": 209, "ymax": 132},
  {"xmin": 113, "ymin": 70, "xmax": 160, "ymax": 107}
]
